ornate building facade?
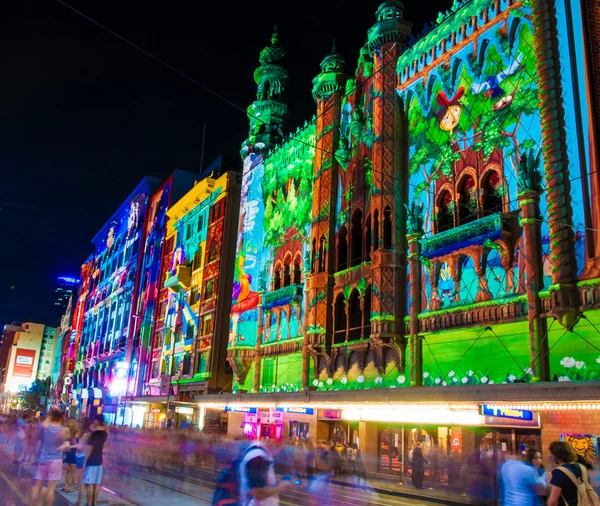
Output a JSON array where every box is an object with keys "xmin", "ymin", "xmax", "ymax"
[{"xmin": 225, "ymin": 0, "xmax": 600, "ymax": 472}]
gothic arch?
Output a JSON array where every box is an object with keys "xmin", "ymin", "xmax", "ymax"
[
  {"xmin": 337, "ymin": 226, "xmax": 348, "ymax": 271},
  {"xmin": 351, "ymin": 209, "xmax": 364, "ymax": 267},
  {"xmin": 348, "ymin": 289, "xmax": 362, "ymax": 341},
  {"xmin": 334, "ymin": 293, "xmax": 346, "ymax": 344}
]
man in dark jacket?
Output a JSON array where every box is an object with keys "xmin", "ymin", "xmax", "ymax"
[{"xmin": 411, "ymin": 442, "xmax": 429, "ymax": 489}]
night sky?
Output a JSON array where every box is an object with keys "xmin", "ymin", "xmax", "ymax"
[{"xmin": 1, "ymin": 0, "xmax": 452, "ymax": 327}]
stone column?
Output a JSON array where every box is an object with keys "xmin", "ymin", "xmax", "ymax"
[
  {"xmin": 531, "ymin": 0, "xmax": 579, "ymax": 327},
  {"xmin": 518, "ymin": 188, "xmax": 550, "ymax": 381},
  {"xmin": 407, "ymin": 231, "xmax": 423, "ymax": 386}
]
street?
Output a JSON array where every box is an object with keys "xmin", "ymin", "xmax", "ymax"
[{"xmin": 0, "ymin": 441, "xmax": 468, "ymax": 506}]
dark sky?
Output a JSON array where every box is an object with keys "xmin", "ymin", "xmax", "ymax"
[{"xmin": 0, "ymin": 0, "xmax": 452, "ymax": 328}]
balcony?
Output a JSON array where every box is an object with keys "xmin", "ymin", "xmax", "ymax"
[
  {"xmin": 164, "ymin": 264, "xmax": 192, "ymax": 293},
  {"xmin": 261, "ymin": 284, "xmax": 303, "ymax": 311},
  {"xmin": 421, "ymin": 212, "xmax": 518, "ymax": 260}
]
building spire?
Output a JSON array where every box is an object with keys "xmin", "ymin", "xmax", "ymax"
[{"xmin": 240, "ymin": 29, "xmax": 289, "ymax": 159}]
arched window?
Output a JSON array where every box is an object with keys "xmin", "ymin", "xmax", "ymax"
[
  {"xmin": 319, "ymin": 235, "xmax": 327, "ymax": 273},
  {"xmin": 337, "ymin": 226, "xmax": 348, "ymax": 271},
  {"xmin": 283, "ymin": 254, "xmax": 292, "ymax": 287},
  {"xmin": 208, "ymin": 239, "xmax": 219, "ymax": 263},
  {"xmin": 364, "ymin": 284, "xmax": 372, "ymax": 338},
  {"xmin": 373, "ymin": 210, "xmax": 379, "ymax": 251},
  {"xmin": 348, "ymin": 289, "xmax": 362, "ymax": 341},
  {"xmin": 482, "ymin": 170, "xmax": 503, "ymax": 215},
  {"xmin": 334, "ymin": 293, "xmax": 346, "ymax": 344},
  {"xmin": 311, "ymin": 238, "xmax": 316, "ymax": 274},
  {"xmin": 273, "ymin": 262, "xmax": 282, "ymax": 290},
  {"xmin": 351, "ymin": 209, "xmax": 363, "ymax": 267},
  {"xmin": 293, "ymin": 253, "xmax": 302, "ymax": 284},
  {"xmin": 192, "ymin": 248, "xmax": 203, "ymax": 271},
  {"xmin": 383, "ymin": 206, "xmax": 392, "ymax": 249},
  {"xmin": 458, "ymin": 174, "xmax": 477, "ymax": 224},
  {"xmin": 437, "ymin": 190, "xmax": 454, "ymax": 232},
  {"xmin": 365, "ymin": 215, "xmax": 372, "ymax": 262}
]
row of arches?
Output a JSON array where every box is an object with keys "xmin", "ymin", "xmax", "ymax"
[
  {"xmin": 273, "ymin": 252, "xmax": 302, "ymax": 290},
  {"xmin": 338, "ymin": 207, "xmax": 393, "ymax": 271},
  {"xmin": 333, "ymin": 285, "xmax": 373, "ymax": 343},
  {"xmin": 436, "ymin": 168, "xmax": 503, "ymax": 233}
]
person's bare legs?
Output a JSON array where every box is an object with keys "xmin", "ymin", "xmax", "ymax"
[
  {"xmin": 45, "ymin": 481, "xmax": 57, "ymax": 506},
  {"xmin": 30, "ymin": 480, "xmax": 44, "ymax": 506},
  {"xmin": 76, "ymin": 469, "xmax": 84, "ymax": 505},
  {"xmin": 93, "ymin": 484, "xmax": 100, "ymax": 505},
  {"xmin": 86, "ymin": 484, "xmax": 94, "ymax": 505}
]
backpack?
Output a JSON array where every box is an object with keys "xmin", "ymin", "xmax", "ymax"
[
  {"xmin": 211, "ymin": 444, "xmax": 269, "ymax": 506},
  {"xmin": 557, "ymin": 464, "xmax": 600, "ymax": 506}
]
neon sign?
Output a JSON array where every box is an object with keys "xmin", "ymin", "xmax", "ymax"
[
  {"xmin": 481, "ymin": 405, "xmax": 533, "ymax": 421},
  {"xmin": 57, "ymin": 276, "xmax": 79, "ymax": 284},
  {"xmin": 225, "ymin": 406, "xmax": 257, "ymax": 413},
  {"xmin": 275, "ymin": 407, "xmax": 314, "ymax": 415}
]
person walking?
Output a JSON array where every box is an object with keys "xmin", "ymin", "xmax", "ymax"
[
  {"xmin": 62, "ymin": 420, "xmax": 78, "ymax": 493},
  {"xmin": 13, "ymin": 413, "xmax": 29, "ymax": 464},
  {"xmin": 82, "ymin": 415, "xmax": 108, "ymax": 506},
  {"xmin": 355, "ymin": 449, "xmax": 367, "ymax": 490},
  {"xmin": 411, "ymin": 442, "xmax": 429, "ymax": 490},
  {"xmin": 547, "ymin": 440, "xmax": 600, "ymax": 506},
  {"xmin": 500, "ymin": 448, "xmax": 547, "ymax": 506},
  {"xmin": 30, "ymin": 408, "xmax": 70, "ymax": 506}
]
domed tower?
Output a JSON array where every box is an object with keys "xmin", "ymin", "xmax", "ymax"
[{"xmin": 241, "ymin": 27, "xmax": 289, "ymax": 158}]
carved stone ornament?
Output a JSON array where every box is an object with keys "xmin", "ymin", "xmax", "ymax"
[
  {"xmin": 406, "ymin": 200, "xmax": 424, "ymax": 234},
  {"xmin": 517, "ymin": 149, "xmax": 543, "ymax": 194}
]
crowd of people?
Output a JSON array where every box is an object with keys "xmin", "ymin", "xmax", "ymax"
[
  {"xmin": 1, "ymin": 409, "xmax": 108, "ymax": 506},
  {"xmin": 2, "ymin": 410, "xmax": 600, "ymax": 506}
]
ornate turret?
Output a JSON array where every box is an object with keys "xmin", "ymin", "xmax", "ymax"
[
  {"xmin": 241, "ymin": 27, "xmax": 289, "ymax": 158},
  {"xmin": 312, "ymin": 41, "xmax": 347, "ymax": 101},
  {"xmin": 367, "ymin": 0, "xmax": 412, "ymax": 54}
]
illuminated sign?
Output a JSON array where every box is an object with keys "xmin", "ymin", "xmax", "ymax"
[
  {"xmin": 175, "ymin": 406, "xmax": 194, "ymax": 415},
  {"xmin": 480, "ymin": 405, "xmax": 533, "ymax": 421},
  {"xmin": 225, "ymin": 406, "xmax": 257, "ymax": 413},
  {"xmin": 275, "ymin": 407, "xmax": 314, "ymax": 415},
  {"xmin": 13, "ymin": 349, "xmax": 36, "ymax": 378},
  {"xmin": 57, "ymin": 276, "xmax": 79, "ymax": 284}
]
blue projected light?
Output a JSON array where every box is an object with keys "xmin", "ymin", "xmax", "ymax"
[{"xmin": 481, "ymin": 405, "xmax": 533, "ymax": 421}]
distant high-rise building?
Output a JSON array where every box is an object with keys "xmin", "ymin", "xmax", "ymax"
[{"xmin": 53, "ymin": 276, "xmax": 78, "ymax": 323}]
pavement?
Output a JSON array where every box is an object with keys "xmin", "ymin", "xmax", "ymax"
[{"xmin": 0, "ymin": 438, "xmax": 480, "ymax": 506}]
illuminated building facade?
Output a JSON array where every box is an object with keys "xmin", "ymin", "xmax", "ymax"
[
  {"xmin": 140, "ymin": 169, "xmax": 240, "ymax": 428},
  {"xmin": 225, "ymin": 0, "xmax": 600, "ymax": 472},
  {"xmin": 73, "ymin": 177, "xmax": 161, "ymax": 422},
  {"xmin": 123, "ymin": 170, "xmax": 197, "ymax": 404}
]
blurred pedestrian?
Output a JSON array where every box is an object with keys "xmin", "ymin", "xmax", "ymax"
[
  {"xmin": 30, "ymin": 408, "xmax": 70, "ymax": 506},
  {"xmin": 13, "ymin": 413, "xmax": 29, "ymax": 464},
  {"xmin": 355, "ymin": 449, "xmax": 367, "ymax": 489},
  {"xmin": 500, "ymin": 449, "xmax": 546, "ymax": 506}
]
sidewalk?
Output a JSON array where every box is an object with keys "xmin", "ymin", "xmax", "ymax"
[
  {"xmin": 0, "ymin": 441, "xmax": 134, "ymax": 506},
  {"xmin": 331, "ymin": 472, "xmax": 476, "ymax": 505}
]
